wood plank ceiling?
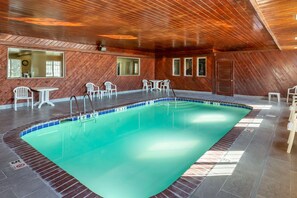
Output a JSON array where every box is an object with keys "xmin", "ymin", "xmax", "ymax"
[
  {"xmin": 0, "ymin": 0, "xmax": 294, "ymax": 52},
  {"xmin": 253, "ymin": 0, "xmax": 297, "ymax": 50}
]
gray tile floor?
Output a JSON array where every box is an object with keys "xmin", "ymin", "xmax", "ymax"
[{"xmin": 0, "ymin": 90, "xmax": 296, "ymax": 198}]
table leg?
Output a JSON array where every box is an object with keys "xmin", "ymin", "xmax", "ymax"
[
  {"xmin": 155, "ymin": 82, "xmax": 161, "ymax": 91},
  {"xmin": 151, "ymin": 82, "xmax": 161, "ymax": 91},
  {"xmin": 34, "ymin": 91, "xmax": 55, "ymax": 108},
  {"xmin": 37, "ymin": 91, "xmax": 46, "ymax": 108},
  {"xmin": 44, "ymin": 91, "xmax": 55, "ymax": 106},
  {"xmin": 34, "ymin": 91, "xmax": 43, "ymax": 107}
]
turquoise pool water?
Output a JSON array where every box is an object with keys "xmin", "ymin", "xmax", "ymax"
[{"xmin": 22, "ymin": 101, "xmax": 250, "ymax": 198}]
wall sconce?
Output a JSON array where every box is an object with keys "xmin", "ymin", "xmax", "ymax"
[{"xmin": 99, "ymin": 45, "xmax": 106, "ymax": 52}]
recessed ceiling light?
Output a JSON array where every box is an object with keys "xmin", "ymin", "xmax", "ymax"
[{"xmin": 295, "ymin": 37, "xmax": 297, "ymax": 40}]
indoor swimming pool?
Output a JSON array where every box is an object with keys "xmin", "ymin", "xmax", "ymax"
[{"xmin": 21, "ymin": 99, "xmax": 251, "ymax": 198}]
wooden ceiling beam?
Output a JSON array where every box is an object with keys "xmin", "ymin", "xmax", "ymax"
[{"xmin": 249, "ymin": 0, "xmax": 282, "ymax": 50}]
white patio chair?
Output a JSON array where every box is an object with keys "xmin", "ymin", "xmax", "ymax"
[
  {"xmin": 289, "ymin": 96, "xmax": 297, "ymax": 122},
  {"xmin": 13, "ymin": 86, "xmax": 34, "ymax": 111},
  {"xmin": 86, "ymin": 82, "xmax": 104, "ymax": 100},
  {"xmin": 287, "ymin": 112, "xmax": 297, "ymax": 153},
  {"xmin": 142, "ymin": 79, "xmax": 152, "ymax": 91},
  {"xmin": 160, "ymin": 79, "xmax": 170, "ymax": 91},
  {"xmin": 287, "ymin": 85, "xmax": 297, "ymax": 103},
  {"xmin": 104, "ymin": 81, "xmax": 117, "ymax": 98}
]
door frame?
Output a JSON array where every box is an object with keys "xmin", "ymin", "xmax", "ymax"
[{"xmin": 214, "ymin": 59, "xmax": 234, "ymax": 96}]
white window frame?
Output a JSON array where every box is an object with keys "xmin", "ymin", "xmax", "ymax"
[
  {"xmin": 46, "ymin": 61, "xmax": 62, "ymax": 77},
  {"xmin": 197, "ymin": 57, "xmax": 207, "ymax": 77},
  {"xmin": 172, "ymin": 58, "xmax": 181, "ymax": 76},
  {"xmin": 184, "ymin": 57, "xmax": 193, "ymax": 77}
]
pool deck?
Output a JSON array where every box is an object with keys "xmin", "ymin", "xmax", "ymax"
[{"xmin": 0, "ymin": 90, "xmax": 296, "ymax": 198}]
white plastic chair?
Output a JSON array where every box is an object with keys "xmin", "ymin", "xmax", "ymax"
[
  {"xmin": 287, "ymin": 112, "xmax": 297, "ymax": 153},
  {"xmin": 13, "ymin": 86, "xmax": 34, "ymax": 111},
  {"xmin": 104, "ymin": 81, "xmax": 117, "ymax": 98},
  {"xmin": 160, "ymin": 79, "xmax": 170, "ymax": 91},
  {"xmin": 86, "ymin": 82, "xmax": 103, "ymax": 100},
  {"xmin": 289, "ymin": 96, "xmax": 297, "ymax": 122},
  {"xmin": 142, "ymin": 79, "xmax": 152, "ymax": 91},
  {"xmin": 287, "ymin": 85, "xmax": 297, "ymax": 103}
]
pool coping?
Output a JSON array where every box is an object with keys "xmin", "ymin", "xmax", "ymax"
[{"xmin": 3, "ymin": 97, "xmax": 257, "ymax": 198}]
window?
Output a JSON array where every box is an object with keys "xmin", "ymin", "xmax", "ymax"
[
  {"xmin": 184, "ymin": 58, "xmax": 193, "ymax": 76},
  {"xmin": 8, "ymin": 59, "xmax": 21, "ymax": 77},
  {"xmin": 8, "ymin": 48, "xmax": 64, "ymax": 78},
  {"xmin": 46, "ymin": 61, "xmax": 62, "ymax": 77},
  {"xmin": 197, "ymin": 57, "xmax": 207, "ymax": 77},
  {"xmin": 172, "ymin": 58, "xmax": 180, "ymax": 76},
  {"xmin": 117, "ymin": 57, "xmax": 140, "ymax": 76}
]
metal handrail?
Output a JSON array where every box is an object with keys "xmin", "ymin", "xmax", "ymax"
[
  {"xmin": 83, "ymin": 93, "xmax": 95, "ymax": 114},
  {"xmin": 169, "ymin": 83, "xmax": 177, "ymax": 99},
  {"xmin": 70, "ymin": 95, "xmax": 81, "ymax": 117}
]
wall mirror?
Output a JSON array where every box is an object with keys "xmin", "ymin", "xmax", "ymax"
[
  {"xmin": 117, "ymin": 57, "xmax": 140, "ymax": 76},
  {"xmin": 7, "ymin": 48, "xmax": 64, "ymax": 78}
]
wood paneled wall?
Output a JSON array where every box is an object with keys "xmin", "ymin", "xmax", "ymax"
[
  {"xmin": 155, "ymin": 49, "xmax": 297, "ymax": 97},
  {"xmin": 155, "ymin": 52, "xmax": 214, "ymax": 92},
  {"xmin": 2, "ymin": 33, "xmax": 297, "ymax": 106},
  {"xmin": 215, "ymin": 50, "xmax": 297, "ymax": 97},
  {"xmin": 0, "ymin": 44, "xmax": 155, "ymax": 105}
]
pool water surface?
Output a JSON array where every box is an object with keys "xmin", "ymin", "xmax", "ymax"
[{"xmin": 22, "ymin": 100, "xmax": 250, "ymax": 198}]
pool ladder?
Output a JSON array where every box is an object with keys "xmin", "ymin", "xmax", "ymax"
[
  {"xmin": 70, "ymin": 94, "xmax": 96, "ymax": 122},
  {"xmin": 83, "ymin": 93, "xmax": 96, "ymax": 115},
  {"xmin": 169, "ymin": 83, "xmax": 177, "ymax": 101},
  {"xmin": 70, "ymin": 95, "xmax": 81, "ymax": 118}
]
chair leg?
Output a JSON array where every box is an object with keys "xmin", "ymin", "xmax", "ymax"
[
  {"xmin": 287, "ymin": 94, "xmax": 290, "ymax": 103},
  {"xmin": 31, "ymin": 98, "xmax": 33, "ymax": 109},
  {"xmin": 288, "ymin": 130, "xmax": 295, "ymax": 144},
  {"xmin": 287, "ymin": 131, "xmax": 295, "ymax": 153},
  {"xmin": 14, "ymin": 99, "xmax": 17, "ymax": 111},
  {"xmin": 289, "ymin": 110, "xmax": 293, "ymax": 122}
]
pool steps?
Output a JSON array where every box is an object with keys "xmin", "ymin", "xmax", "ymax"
[{"xmin": 20, "ymin": 97, "xmax": 252, "ymax": 137}]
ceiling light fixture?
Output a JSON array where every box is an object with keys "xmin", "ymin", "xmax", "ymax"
[
  {"xmin": 98, "ymin": 34, "xmax": 137, "ymax": 40},
  {"xmin": 5, "ymin": 17, "xmax": 84, "ymax": 26}
]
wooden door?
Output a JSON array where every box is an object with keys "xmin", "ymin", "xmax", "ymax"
[{"xmin": 215, "ymin": 59, "xmax": 234, "ymax": 96}]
